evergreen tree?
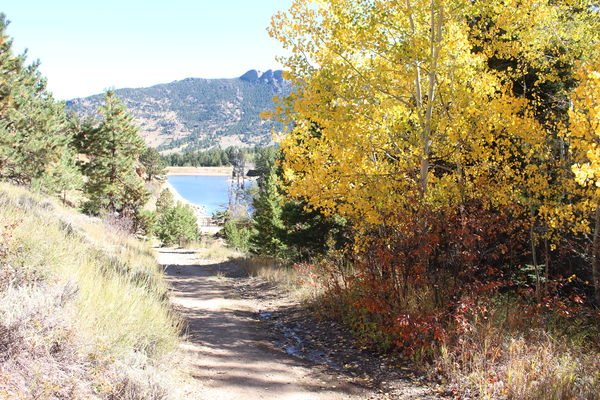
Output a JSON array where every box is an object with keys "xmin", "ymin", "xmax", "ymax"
[
  {"xmin": 153, "ymin": 188, "xmax": 199, "ymax": 246},
  {"xmin": 157, "ymin": 202, "xmax": 199, "ymax": 246},
  {"xmin": 78, "ymin": 91, "xmax": 148, "ymax": 215},
  {"xmin": 254, "ymin": 146, "xmax": 279, "ymax": 178},
  {"xmin": 119, "ymin": 173, "xmax": 149, "ymax": 218},
  {"xmin": 251, "ymin": 164, "xmax": 287, "ymax": 257},
  {"xmin": 136, "ymin": 209, "xmax": 158, "ymax": 237},
  {"xmin": 0, "ymin": 14, "xmax": 77, "ymax": 187},
  {"xmin": 220, "ymin": 150, "xmax": 230, "ymax": 166},
  {"xmin": 32, "ymin": 147, "xmax": 83, "ymax": 203},
  {"xmin": 279, "ymin": 200, "xmax": 347, "ymax": 260},
  {"xmin": 156, "ymin": 188, "xmax": 174, "ymax": 213},
  {"xmin": 223, "ymin": 217, "xmax": 252, "ymax": 251},
  {"xmin": 140, "ymin": 147, "xmax": 166, "ymax": 181}
]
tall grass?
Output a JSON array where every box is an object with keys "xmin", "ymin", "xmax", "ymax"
[
  {"xmin": 237, "ymin": 255, "xmax": 327, "ymax": 301},
  {"xmin": 436, "ymin": 300, "xmax": 600, "ymax": 399},
  {"xmin": 0, "ymin": 183, "xmax": 181, "ymax": 398}
]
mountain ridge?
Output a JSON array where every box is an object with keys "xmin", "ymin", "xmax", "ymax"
[{"xmin": 66, "ymin": 69, "xmax": 291, "ymax": 153}]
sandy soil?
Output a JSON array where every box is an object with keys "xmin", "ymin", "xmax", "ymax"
[
  {"xmin": 160, "ymin": 181, "xmax": 222, "ymax": 234},
  {"xmin": 167, "ymin": 166, "xmax": 233, "ymax": 176},
  {"xmin": 157, "ymin": 248, "xmax": 441, "ymax": 400}
]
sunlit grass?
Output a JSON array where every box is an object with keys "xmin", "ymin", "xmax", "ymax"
[
  {"xmin": 237, "ymin": 255, "xmax": 322, "ymax": 301},
  {"xmin": 436, "ymin": 299, "xmax": 600, "ymax": 399},
  {"xmin": 0, "ymin": 183, "xmax": 181, "ymax": 398},
  {"xmin": 194, "ymin": 236, "xmax": 244, "ymax": 261}
]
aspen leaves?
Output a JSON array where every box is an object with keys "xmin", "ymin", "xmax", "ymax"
[
  {"xmin": 270, "ymin": 0, "xmax": 600, "ymax": 241},
  {"xmin": 569, "ymin": 56, "xmax": 600, "ymax": 193}
]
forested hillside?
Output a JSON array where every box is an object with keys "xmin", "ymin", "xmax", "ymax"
[{"xmin": 67, "ymin": 70, "xmax": 291, "ymax": 153}]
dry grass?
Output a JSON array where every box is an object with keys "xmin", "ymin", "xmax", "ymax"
[
  {"xmin": 193, "ymin": 236, "xmax": 244, "ymax": 261},
  {"xmin": 437, "ymin": 302, "xmax": 600, "ymax": 399},
  {"xmin": 239, "ymin": 256, "xmax": 295, "ymax": 285},
  {"xmin": 237, "ymin": 256, "xmax": 323, "ymax": 300},
  {"xmin": 190, "ymin": 234, "xmax": 321, "ymax": 300},
  {"xmin": 0, "ymin": 183, "xmax": 181, "ymax": 399}
]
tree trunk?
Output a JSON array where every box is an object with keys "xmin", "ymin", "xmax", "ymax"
[
  {"xmin": 592, "ymin": 203, "xmax": 600, "ymax": 304},
  {"xmin": 544, "ymin": 236, "xmax": 550, "ymax": 295},
  {"xmin": 530, "ymin": 221, "xmax": 540, "ymax": 302}
]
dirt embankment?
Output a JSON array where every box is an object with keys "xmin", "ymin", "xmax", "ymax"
[{"xmin": 167, "ymin": 166, "xmax": 233, "ymax": 176}]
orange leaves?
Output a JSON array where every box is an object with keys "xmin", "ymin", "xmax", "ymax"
[{"xmin": 391, "ymin": 313, "xmax": 445, "ymax": 353}]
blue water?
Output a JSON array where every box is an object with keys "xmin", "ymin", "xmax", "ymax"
[{"xmin": 167, "ymin": 175, "xmax": 231, "ymax": 215}]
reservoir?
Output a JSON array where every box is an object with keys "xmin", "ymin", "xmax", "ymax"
[{"xmin": 167, "ymin": 175, "xmax": 231, "ymax": 215}]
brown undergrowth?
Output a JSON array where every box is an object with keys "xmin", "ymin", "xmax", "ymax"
[
  {"xmin": 435, "ymin": 302, "xmax": 600, "ymax": 399},
  {"xmin": 236, "ymin": 247, "xmax": 600, "ymax": 399},
  {"xmin": 238, "ymin": 255, "xmax": 324, "ymax": 300}
]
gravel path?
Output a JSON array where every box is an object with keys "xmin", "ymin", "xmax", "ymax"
[{"xmin": 157, "ymin": 247, "xmax": 371, "ymax": 400}]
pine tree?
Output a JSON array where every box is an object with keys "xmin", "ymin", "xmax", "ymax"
[
  {"xmin": 157, "ymin": 202, "xmax": 199, "ymax": 247},
  {"xmin": 78, "ymin": 90, "xmax": 147, "ymax": 215},
  {"xmin": 280, "ymin": 199, "xmax": 347, "ymax": 260},
  {"xmin": 0, "ymin": 14, "xmax": 77, "ymax": 187},
  {"xmin": 223, "ymin": 217, "xmax": 252, "ymax": 251},
  {"xmin": 156, "ymin": 188, "xmax": 174, "ymax": 213},
  {"xmin": 251, "ymin": 165, "xmax": 286, "ymax": 257},
  {"xmin": 32, "ymin": 146, "xmax": 83, "ymax": 203},
  {"xmin": 139, "ymin": 147, "xmax": 166, "ymax": 181}
]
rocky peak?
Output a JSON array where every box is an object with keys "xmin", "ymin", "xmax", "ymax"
[
  {"xmin": 239, "ymin": 69, "xmax": 285, "ymax": 84},
  {"xmin": 239, "ymin": 69, "xmax": 260, "ymax": 82}
]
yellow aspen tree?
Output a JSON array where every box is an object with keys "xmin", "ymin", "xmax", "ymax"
[
  {"xmin": 269, "ymin": 0, "xmax": 580, "ymax": 229},
  {"xmin": 268, "ymin": 1, "xmax": 600, "ymax": 309},
  {"xmin": 568, "ymin": 54, "xmax": 600, "ymax": 302}
]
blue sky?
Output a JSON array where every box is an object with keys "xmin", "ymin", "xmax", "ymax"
[{"xmin": 3, "ymin": 0, "xmax": 291, "ymax": 99}]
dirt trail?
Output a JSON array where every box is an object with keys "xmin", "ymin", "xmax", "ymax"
[{"xmin": 157, "ymin": 248, "xmax": 436, "ymax": 400}]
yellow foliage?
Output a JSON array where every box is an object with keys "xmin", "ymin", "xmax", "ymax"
[
  {"xmin": 271, "ymin": 1, "xmax": 598, "ymax": 233},
  {"xmin": 569, "ymin": 53, "xmax": 600, "ymax": 196}
]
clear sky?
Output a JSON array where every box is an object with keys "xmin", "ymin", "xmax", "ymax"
[{"xmin": 2, "ymin": 0, "xmax": 291, "ymax": 100}]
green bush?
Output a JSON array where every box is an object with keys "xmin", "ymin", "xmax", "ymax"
[
  {"xmin": 156, "ymin": 202, "xmax": 199, "ymax": 247},
  {"xmin": 136, "ymin": 209, "xmax": 157, "ymax": 237},
  {"xmin": 156, "ymin": 189, "xmax": 174, "ymax": 213},
  {"xmin": 223, "ymin": 219, "xmax": 252, "ymax": 252}
]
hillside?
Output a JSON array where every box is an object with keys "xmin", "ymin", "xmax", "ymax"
[
  {"xmin": 66, "ymin": 70, "xmax": 292, "ymax": 153},
  {"xmin": 0, "ymin": 183, "xmax": 195, "ymax": 398}
]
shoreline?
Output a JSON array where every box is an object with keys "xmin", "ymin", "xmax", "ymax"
[
  {"xmin": 162, "ymin": 180, "xmax": 210, "ymax": 218},
  {"xmin": 166, "ymin": 166, "xmax": 232, "ymax": 177}
]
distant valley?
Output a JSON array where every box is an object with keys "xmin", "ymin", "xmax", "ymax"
[{"xmin": 66, "ymin": 69, "xmax": 291, "ymax": 153}]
